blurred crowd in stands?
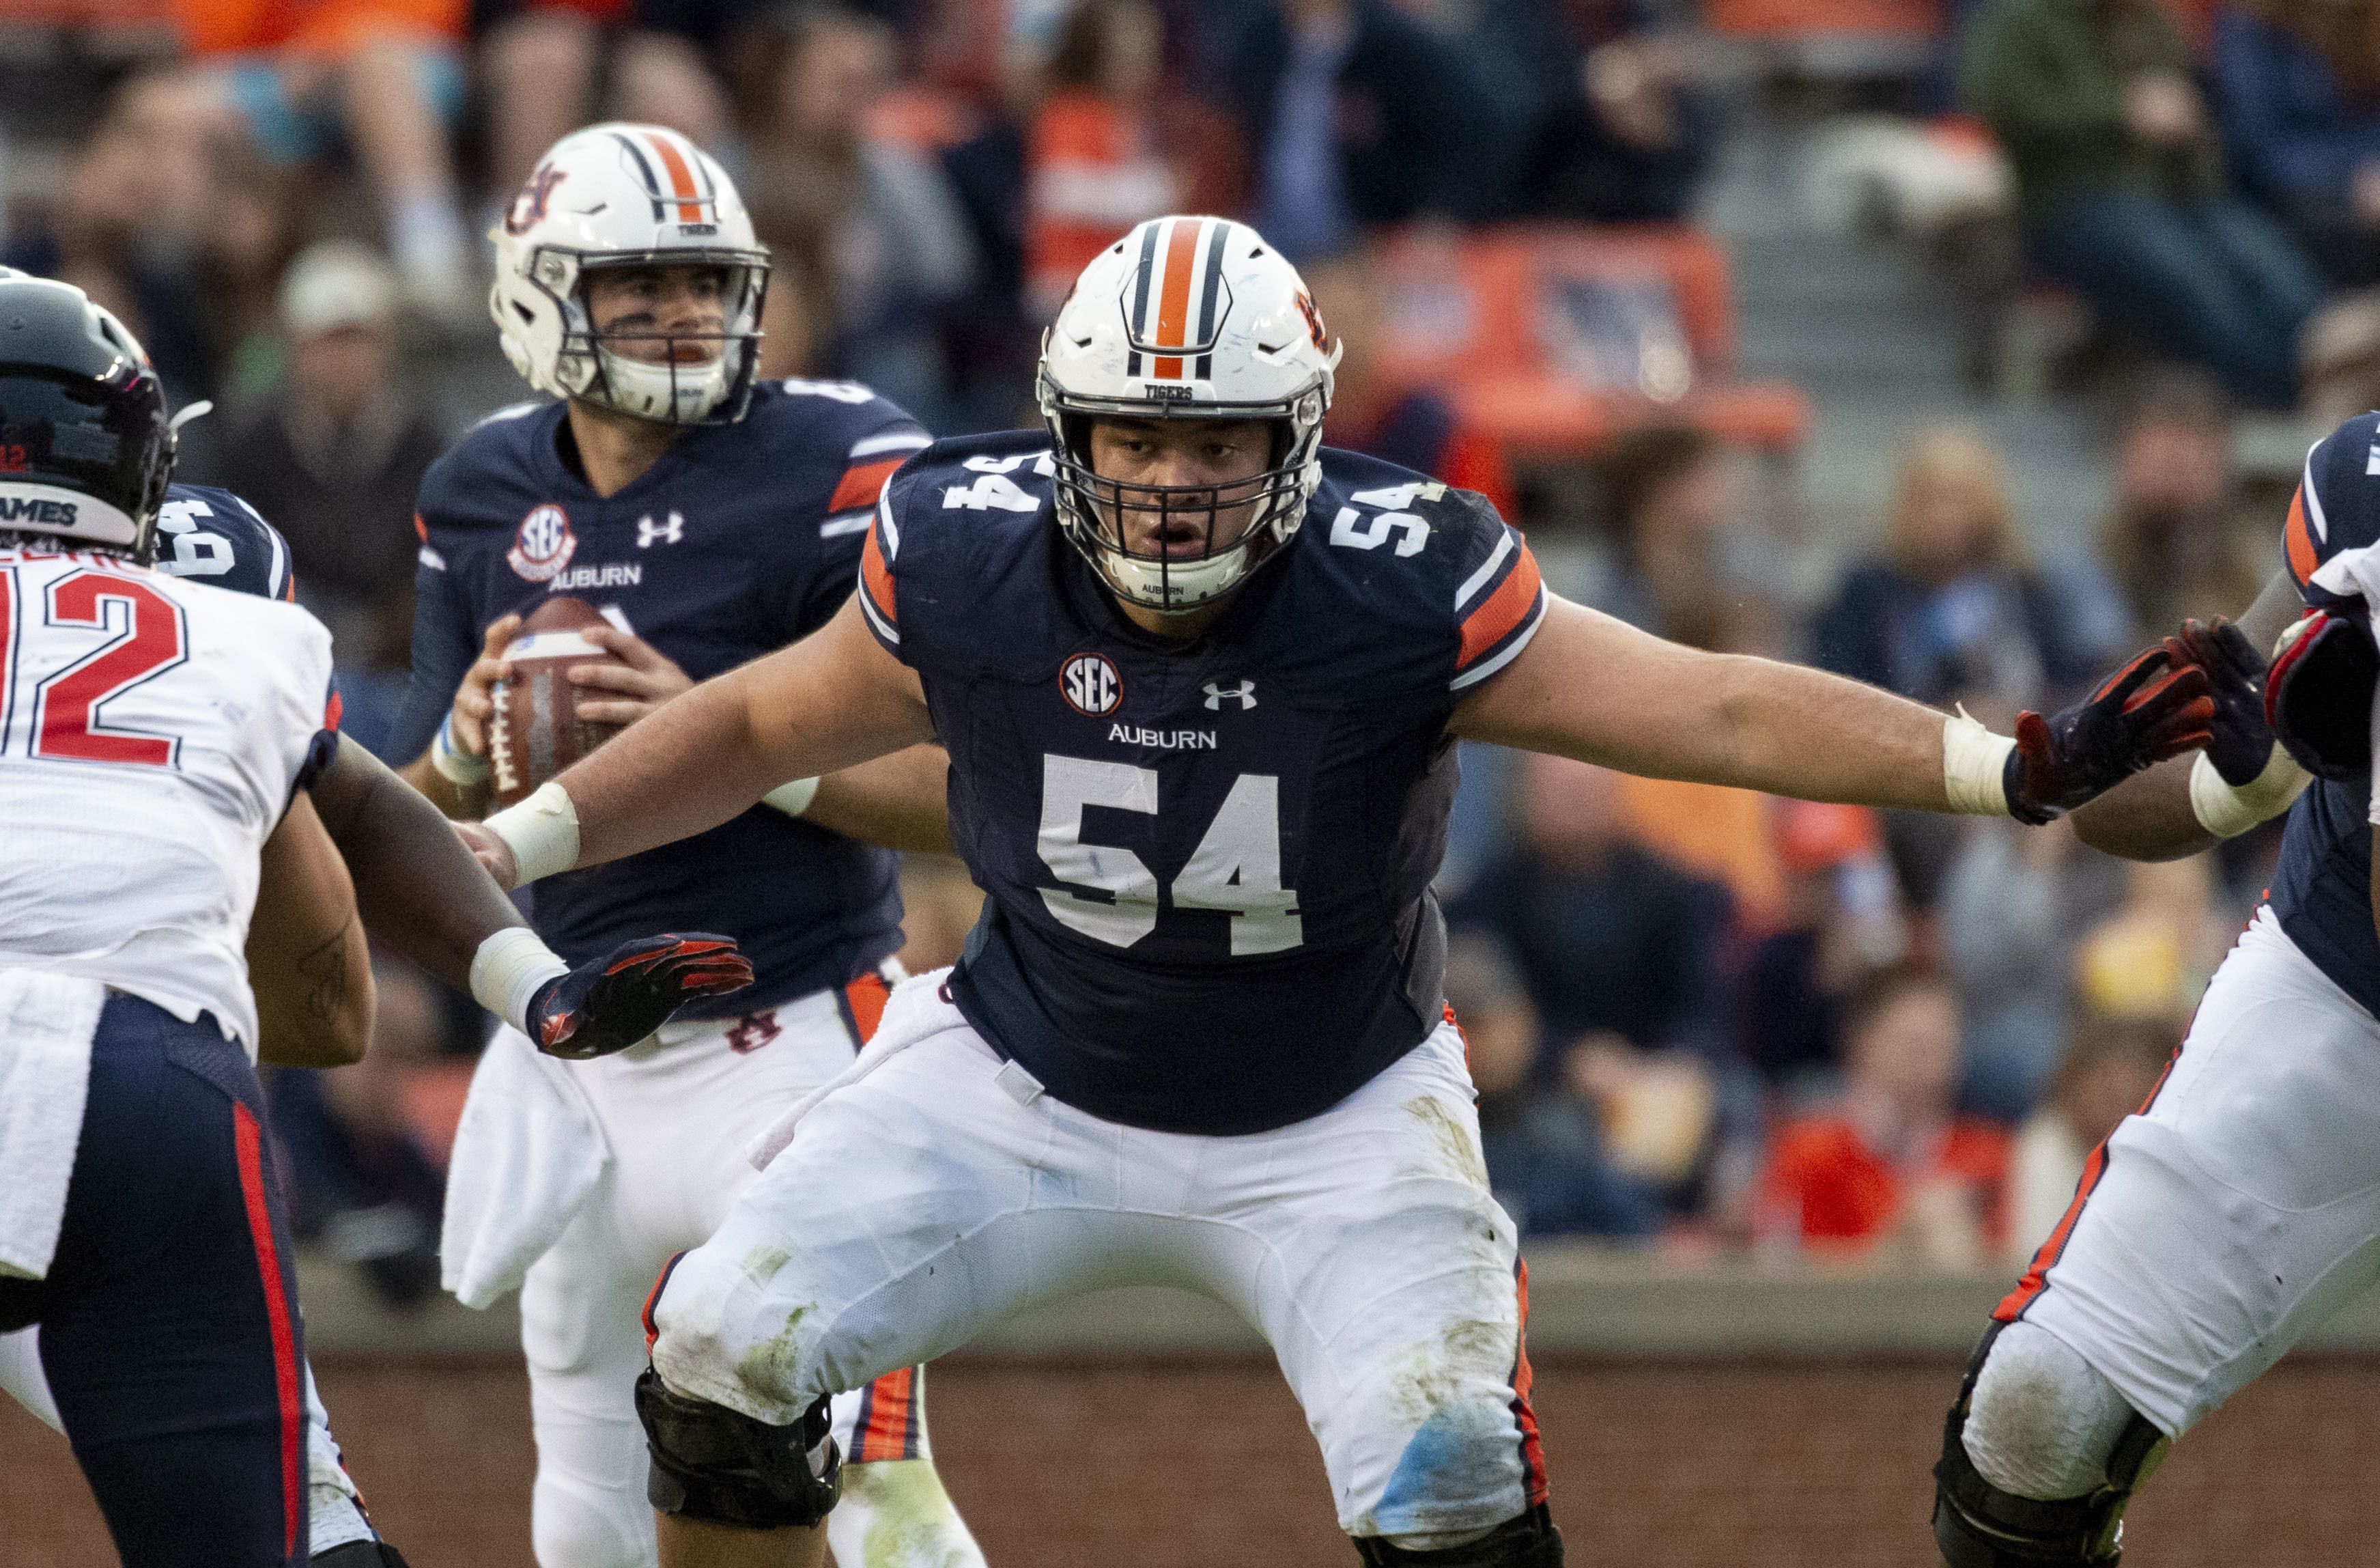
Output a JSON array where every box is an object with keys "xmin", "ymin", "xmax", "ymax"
[{"xmin": 0, "ymin": 0, "xmax": 2363, "ymax": 1296}]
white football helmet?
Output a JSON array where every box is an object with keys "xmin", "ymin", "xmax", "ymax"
[
  {"xmin": 1038, "ymin": 215, "xmax": 1342, "ymax": 612},
  {"xmin": 490, "ymin": 123, "xmax": 769, "ymax": 425}
]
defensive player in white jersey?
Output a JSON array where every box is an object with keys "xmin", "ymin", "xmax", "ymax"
[
  {"xmin": 462, "ymin": 216, "xmax": 2216, "ymax": 1568},
  {"xmin": 392, "ymin": 126, "xmax": 980, "ymax": 1568},
  {"xmin": 0, "ymin": 274, "xmax": 754, "ymax": 1565},
  {"xmin": 1923, "ymin": 419, "xmax": 2380, "ymax": 1568}
]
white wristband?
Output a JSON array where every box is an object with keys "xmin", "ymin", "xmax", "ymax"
[
  {"xmin": 483, "ymin": 781, "xmax": 581, "ymax": 888},
  {"xmin": 763, "ymin": 776, "xmax": 820, "ymax": 817},
  {"xmin": 468, "ymin": 926, "xmax": 571, "ymax": 1036},
  {"xmin": 2192, "ymin": 746, "xmax": 2309, "ymax": 838},
  {"xmin": 1943, "ymin": 709, "xmax": 2018, "ymax": 817},
  {"xmin": 432, "ymin": 712, "xmax": 490, "ymax": 787}
]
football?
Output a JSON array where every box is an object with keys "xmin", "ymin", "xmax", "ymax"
[{"xmin": 487, "ymin": 596, "xmax": 629, "ymax": 809}]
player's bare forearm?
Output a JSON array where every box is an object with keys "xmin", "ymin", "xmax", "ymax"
[
  {"xmin": 1450, "ymin": 596, "xmax": 1954, "ymax": 810},
  {"xmin": 311, "ymin": 736, "xmax": 524, "ymax": 990},
  {"xmin": 804, "ymin": 744, "xmax": 952, "ymax": 854},
  {"xmin": 563, "ymin": 598, "xmax": 935, "ymax": 870},
  {"xmin": 397, "ymin": 749, "xmax": 492, "ymax": 821},
  {"xmin": 249, "ymin": 791, "xmax": 377, "ymax": 1068},
  {"xmin": 2070, "ymin": 568, "xmax": 2301, "ymax": 861},
  {"xmin": 2069, "ymin": 755, "xmax": 2211, "ymax": 860}
]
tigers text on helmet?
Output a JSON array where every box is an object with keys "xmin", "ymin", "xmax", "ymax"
[
  {"xmin": 0, "ymin": 272, "xmax": 174, "ymax": 563},
  {"xmin": 1038, "ymin": 215, "xmax": 1342, "ymax": 612},
  {"xmin": 491, "ymin": 123, "xmax": 769, "ymax": 425}
]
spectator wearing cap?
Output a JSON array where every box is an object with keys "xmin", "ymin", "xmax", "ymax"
[
  {"xmin": 1758, "ymin": 966, "xmax": 2011, "ymax": 1267},
  {"xmin": 209, "ymin": 242, "xmax": 445, "ymax": 742}
]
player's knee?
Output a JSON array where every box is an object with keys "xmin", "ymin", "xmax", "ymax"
[
  {"xmin": 636, "ymin": 1367, "xmax": 841, "ymax": 1531},
  {"xmin": 1933, "ymin": 1324, "xmax": 2169, "ymax": 1567},
  {"xmin": 1356, "ymin": 1504, "xmax": 1562, "ymax": 1565}
]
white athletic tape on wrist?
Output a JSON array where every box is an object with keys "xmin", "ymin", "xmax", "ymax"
[
  {"xmin": 763, "ymin": 776, "xmax": 819, "ymax": 817},
  {"xmin": 468, "ymin": 926, "xmax": 571, "ymax": 1036},
  {"xmin": 432, "ymin": 712, "xmax": 490, "ymax": 787},
  {"xmin": 1943, "ymin": 709, "xmax": 2017, "ymax": 817},
  {"xmin": 2192, "ymin": 746, "xmax": 2307, "ymax": 838},
  {"xmin": 484, "ymin": 781, "xmax": 581, "ymax": 888}
]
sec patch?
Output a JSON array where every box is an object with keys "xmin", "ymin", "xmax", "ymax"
[
  {"xmin": 508, "ymin": 503, "xmax": 577, "ymax": 583},
  {"xmin": 1060, "ymin": 652, "xmax": 1122, "ymax": 717}
]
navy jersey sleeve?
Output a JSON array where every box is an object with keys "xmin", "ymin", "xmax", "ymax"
[
  {"xmin": 781, "ymin": 411, "xmax": 930, "ymax": 641},
  {"xmin": 153, "ymin": 484, "xmax": 293, "ymax": 600},
  {"xmin": 1441, "ymin": 490, "xmax": 1546, "ymax": 692},
  {"xmin": 386, "ymin": 515, "xmax": 479, "ymax": 765},
  {"xmin": 2284, "ymin": 411, "xmax": 2380, "ymax": 611}
]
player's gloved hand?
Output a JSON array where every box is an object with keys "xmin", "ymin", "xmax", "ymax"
[
  {"xmin": 526, "ymin": 934, "xmax": 754, "ymax": 1059},
  {"xmin": 2161, "ymin": 617, "xmax": 2272, "ymax": 787},
  {"xmin": 2003, "ymin": 647, "xmax": 2213, "ymax": 825}
]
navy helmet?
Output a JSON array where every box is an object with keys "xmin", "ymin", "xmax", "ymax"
[{"xmin": 0, "ymin": 272, "xmax": 175, "ymax": 563}]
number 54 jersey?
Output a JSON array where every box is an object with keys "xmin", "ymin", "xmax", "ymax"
[
  {"xmin": 864, "ymin": 432, "xmax": 1546, "ymax": 1136},
  {"xmin": 0, "ymin": 547, "xmax": 336, "ymax": 1055}
]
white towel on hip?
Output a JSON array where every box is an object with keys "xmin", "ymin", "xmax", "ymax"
[
  {"xmin": 439, "ymin": 1023, "xmax": 611, "ymax": 1309},
  {"xmin": 746, "ymin": 968, "xmax": 963, "ymax": 1171},
  {"xmin": 0, "ymin": 970, "xmax": 106, "ymax": 1283}
]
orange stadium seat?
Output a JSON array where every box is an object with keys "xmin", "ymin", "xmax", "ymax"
[{"xmin": 1372, "ymin": 224, "xmax": 1813, "ymax": 460}]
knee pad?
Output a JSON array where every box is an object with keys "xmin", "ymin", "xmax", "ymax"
[
  {"xmin": 635, "ymin": 1368, "xmax": 842, "ymax": 1531},
  {"xmin": 310, "ymin": 1543, "xmax": 410, "ymax": 1567},
  {"xmin": 1933, "ymin": 1326, "xmax": 2170, "ymax": 1567},
  {"xmin": 1355, "ymin": 1504, "xmax": 1562, "ymax": 1567}
]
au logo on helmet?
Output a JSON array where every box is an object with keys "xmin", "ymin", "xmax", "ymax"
[
  {"xmin": 1060, "ymin": 653, "xmax": 1122, "ymax": 717},
  {"xmin": 508, "ymin": 503, "xmax": 578, "ymax": 583},
  {"xmin": 505, "ymin": 165, "xmax": 567, "ymax": 237}
]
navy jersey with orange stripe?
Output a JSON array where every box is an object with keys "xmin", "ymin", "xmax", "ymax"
[
  {"xmin": 2270, "ymin": 410, "xmax": 2380, "ymax": 1017},
  {"xmin": 864, "ymin": 430, "xmax": 1547, "ymax": 1134},
  {"xmin": 391, "ymin": 379, "xmax": 931, "ymax": 1016}
]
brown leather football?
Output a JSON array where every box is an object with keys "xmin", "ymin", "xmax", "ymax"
[{"xmin": 487, "ymin": 596, "xmax": 628, "ymax": 808}]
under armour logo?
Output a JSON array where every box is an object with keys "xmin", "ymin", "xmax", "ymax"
[
  {"xmin": 1203, "ymin": 680, "xmax": 1257, "ymax": 710},
  {"xmin": 724, "ymin": 1010, "xmax": 781, "ymax": 1054},
  {"xmin": 637, "ymin": 511, "xmax": 685, "ymax": 548}
]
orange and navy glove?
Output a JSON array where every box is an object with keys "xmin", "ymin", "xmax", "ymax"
[
  {"xmin": 528, "ymin": 934, "xmax": 754, "ymax": 1060},
  {"xmin": 2004, "ymin": 647, "xmax": 2213, "ymax": 825}
]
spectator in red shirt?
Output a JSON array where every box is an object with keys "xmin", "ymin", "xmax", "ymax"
[
  {"xmin": 1305, "ymin": 247, "xmax": 1516, "ymax": 520},
  {"xmin": 1024, "ymin": 0, "xmax": 1177, "ymax": 317},
  {"xmin": 1760, "ymin": 965, "xmax": 2011, "ymax": 1267}
]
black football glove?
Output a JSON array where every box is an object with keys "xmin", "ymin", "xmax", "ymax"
[
  {"xmin": 527, "ymin": 934, "xmax": 754, "ymax": 1060},
  {"xmin": 2163, "ymin": 617, "xmax": 2273, "ymax": 787},
  {"xmin": 2003, "ymin": 646, "xmax": 2213, "ymax": 825}
]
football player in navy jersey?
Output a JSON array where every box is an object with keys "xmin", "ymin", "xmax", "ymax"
[
  {"xmin": 386, "ymin": 126, "xmax": 982, "ymax": 1568},
  {"xmin": 464, "ymin": 214, "xmax": 2212, "ymax": 1568},
  {"xmin": 1914, "ymin": 414, "xmax": 2380, "ymax": 1568}
]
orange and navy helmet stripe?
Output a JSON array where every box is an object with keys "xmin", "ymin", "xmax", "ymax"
[
  {"xmin": 1124, "ymin": 218, "xmax": 1234, "ymax": 382},
  {"xmin": 610, "ymin": 128, "xmax": 713, "ymax": 223}
]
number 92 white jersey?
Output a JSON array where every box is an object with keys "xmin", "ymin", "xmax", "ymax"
[{"xmin": 0, "ymin": 548, "xmax": 336, "ymax": 1055}]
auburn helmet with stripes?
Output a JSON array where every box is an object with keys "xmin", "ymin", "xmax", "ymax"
[
  {"xmin": 1038, "ymin": 215, "xmax": 1342, "ymax": 611},
  {"xmin": 490, "ymin": 123, "xmax": 769, "ymax": 425}
]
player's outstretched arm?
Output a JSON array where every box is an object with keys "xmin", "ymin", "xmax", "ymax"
[
  {"xmin": 2071, "ymin": 570, "xmax": 2308, "ymax": 860},
  {"xmin": 309, "ymin": 735, "xmax": 529, "ymax": 991},
  {"xmin": 1450, "ymin": 594, "xmax": 2213, "ymax": 820},
  {"xmin": 470, "ymin": 596, "xmax": 935, "ymax": 888},
  {"xmin": 249, "ymin": 790, "xmax": 376, "ymax": 1069}
]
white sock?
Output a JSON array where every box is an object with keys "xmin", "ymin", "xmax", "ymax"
[{"xmin": 1964, "ymin": 1321, "xmax": 2141, "ymax": 1498}]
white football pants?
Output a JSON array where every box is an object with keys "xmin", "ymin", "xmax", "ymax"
[
  {"xmin": 508, "ymin": 979, "xmax": 985, "ymax": 1568},
  {"xmin": 1996, "ymin": 908, "xmax": 2380, "ymax": 1440},
  {"xmin": 650, "ymin": 998, "xmax": 1550, "ymax": 1547}
]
